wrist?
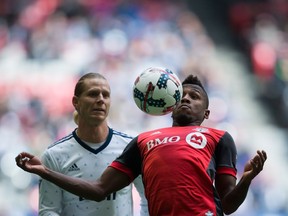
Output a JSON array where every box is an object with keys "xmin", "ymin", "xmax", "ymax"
[{"xmin": 39, "ymin": 166, "xmax": 51, "ymax": 179}]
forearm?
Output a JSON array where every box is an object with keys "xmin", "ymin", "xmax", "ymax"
[
  {"xmin": 220, "ymin": 150, "xmax": 267, "ymax": 214},
  {"xmin": 221, "ymin": 177, "xmax": 252, "ymax": 214},
  {"xmin": 15, "ymin": 152, "xmax": 131, "ymax": 201},
  {"xmin": 40, "ymin": 167, "xmax": 106, "ymax": 202}
]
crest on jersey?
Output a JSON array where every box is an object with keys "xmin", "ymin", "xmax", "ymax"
[{"xmin": 186, "ymin": 132, "xmax": 207, "ymax": 149}]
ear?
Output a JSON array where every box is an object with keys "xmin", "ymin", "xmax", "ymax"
[
  {"xmin": 204, "ymin": 109, "xmax": 210, "ymax": 119},
  {"xmin": 72, "ymin": 96, "xmax": 79, "ymax": 111}
]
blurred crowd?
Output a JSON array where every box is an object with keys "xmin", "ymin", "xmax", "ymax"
[
  {"xmin": 0, "ymin": 0, "xmax": 287, "ymax": 215},
  {"xmin": 228, "ymin": 0, "xmax": 288, "ymax": 127}
]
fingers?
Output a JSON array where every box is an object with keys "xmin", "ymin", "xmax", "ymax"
[
  {"xmin": 257, "ymin": 150, "xmax": 267, "ymax": 163},
  {"xmin": 15, "ymin": 152, "xmax": 31, "ymax": 167},
  {"xmin": 15, "ymin": 153, "xmax": 24, "ymax": 166},
  {"xmin": 19, "ymin": 152, "xmax": 34, "ymax": 158},
  {"xmin": 250, "ymin": 150, "xmax": 267, "ymax": 173},
  {"xmin": 15, "ymin": 152, "xmax": 33, "ymax": 160},
  {"xmin": 15, "ymin": 153, "xmax": 23, "ymax": 164}
]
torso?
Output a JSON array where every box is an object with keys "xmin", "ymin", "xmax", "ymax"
[
  {"xmin": 112, "ymin": 125, "xmax": 237, "ymax": 216},
  {"xmin": 39, "ymin": 128, "xmax": 135, "ymax": 216}
]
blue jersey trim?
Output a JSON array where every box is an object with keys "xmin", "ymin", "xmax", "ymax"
[
  {"xmin": 48, "ymin": 133, "xmax": 74, "ymax": 149},
  {"xmin": 112, "ymin": 129, "xmax": 134, "ymax": 140},
  {"xmin": 73, "ymin": 127, "xmax": 113, "ymax": 154}
]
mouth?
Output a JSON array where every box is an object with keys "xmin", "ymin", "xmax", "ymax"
[
  {"xmin": 92, "ymin": 108, "xmax": 105, "ymax": 113},
  {"xmin": 178, "ymin": 104, "xmax": 190, "ymax": 109}
]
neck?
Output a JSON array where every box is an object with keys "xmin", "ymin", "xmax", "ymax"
[
  {"xmin": 172, "ymin": 121, "xmax": 202, "ymax": 127},
  {"xmin": 76, "ymin": 123, "xmax": 109, "ymax": 143}
]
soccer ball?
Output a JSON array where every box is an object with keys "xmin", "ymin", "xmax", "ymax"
[{"xmin": 133, "ymin": 67, "xmax": 183, "ymax": 116}]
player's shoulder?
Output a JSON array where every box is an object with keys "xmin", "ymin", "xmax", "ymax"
[
  {"xmin": 42, "ymin": 132, "xmax": 76, "ymax": 162},
  {"xmin": 136, "ymin": 127, "xmax": 166, "ymax": 141},
  {"xmin": 47, "ymin": 132, "xmax": 74, "ymax": 150},
  {"xmin": 200, "ymin": 126, "xmax": 234, "ymax": 142},
  {"xmin": 111, "ymin": 128, "xmax": 134, "ymax": 139},
  {"xmin": 198, "ymin": 126, "xmax": 226, "ymax": 134}
]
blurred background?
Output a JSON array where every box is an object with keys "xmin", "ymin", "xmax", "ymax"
[{"xmin": 0, "ymin": 0, "xmax": 288, "ymax": 215}]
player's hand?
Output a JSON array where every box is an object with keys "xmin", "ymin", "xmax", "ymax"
[
  {"xmin": 243, "ymin": 150, "xmax": 267, "ymax": 180},
  {"xmin": 15, "ymin": 152, "xmax": 44, "ymax": 174}
]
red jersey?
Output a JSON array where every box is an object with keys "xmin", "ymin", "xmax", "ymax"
[{"xmin": 110, "ymin": 126, "xmax": 237, "ymax": 216}]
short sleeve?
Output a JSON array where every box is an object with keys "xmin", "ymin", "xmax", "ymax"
[
  {"xmin": 111, "ymin": 136, "xmax": 142, "ymax": 179},
  {"xmin": 215, "ymin": 132, "xmax": 237, "ymax": 178}
]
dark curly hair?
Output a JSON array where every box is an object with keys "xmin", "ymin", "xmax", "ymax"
[{"xmin": 182, "ymin": 75, "xmax": 209, "ymax": 108}]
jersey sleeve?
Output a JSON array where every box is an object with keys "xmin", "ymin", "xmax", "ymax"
[
  {"xmin": 110, "ymin": 136, "xmax": 142, "ymax": 181},
  {"xmin": 38, "ymin": 151, "xmax": 62, "ymax": 216},
  {"xmin": 215, "ymin": 131, "xmax": 237, "ymax": 178},
  {"xmin": 132, "ymin": 175, "xmax": 149, "ymax": 216}
]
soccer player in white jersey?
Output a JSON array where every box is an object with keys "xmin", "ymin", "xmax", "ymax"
[{"xmin": 38, "ymin": 73, "xmax": 148, "ymax": 216}]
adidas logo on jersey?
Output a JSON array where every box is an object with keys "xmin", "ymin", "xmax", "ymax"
[{"xmin": 68, "ymin": 163, "xmax": 80, "ymax": 171}]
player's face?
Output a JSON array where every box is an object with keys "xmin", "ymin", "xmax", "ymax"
[
  {"xmin": 74, "ymin": 78, "xmax": 111, "ymax": 125},
  {"xmin": 172, "ymin": 84, "xmax": 209, "ymax": 126}
]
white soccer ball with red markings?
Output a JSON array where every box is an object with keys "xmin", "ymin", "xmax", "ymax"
[{"xmin": 133, "ymin": 67, "xmax": 183, "ymax": 116}]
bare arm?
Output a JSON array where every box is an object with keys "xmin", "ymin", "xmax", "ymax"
[
  {"xmin": 15, "ymin": 152, "xmax": 131, "ymax": 202},
  {"xmin": 215, "ymin": 150, "xmax": 267, "ymax": 215}
]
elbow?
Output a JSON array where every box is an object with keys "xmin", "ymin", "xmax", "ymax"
[
  {"xmin": 223, "ymin": 210, "xmax": 234, "ymax": 215},
  {"xmin": 93, "ymin": 196, "xmax": 105, "ymax": 202},
  {"xmin": 222, "ymin": 205, "xmax": 238, "ymax": 215},
  {"xmin": 91, "ymin": 191, "xmax": 107, "ymax": 202},
  {"xmin": 84, "ymin": 188, "xmax": 108, "ymax": 202},
  {"xmin": 221, "ymin": 200, "xmax": 238, "ymax": 215}
]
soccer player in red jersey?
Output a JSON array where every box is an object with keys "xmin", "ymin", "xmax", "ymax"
[{"xmin": 15, "ymin": 74, "xmax": 267, "ymax": 216}]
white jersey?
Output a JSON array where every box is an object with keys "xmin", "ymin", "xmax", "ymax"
[{"xmin": 39, "ymin": 127, "xmax": 148, "ymax": 216}]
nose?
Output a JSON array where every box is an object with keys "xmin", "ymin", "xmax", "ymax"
[
  {"xmin": 181, "ymin": 93, "xmax": 190, "ymax": 103},
  {"xmin": 96, "ymin": 93, "xmax": 104, "ymax": 102}
]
